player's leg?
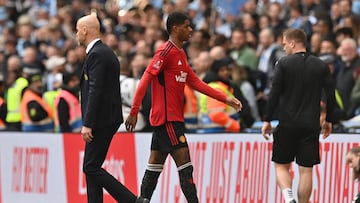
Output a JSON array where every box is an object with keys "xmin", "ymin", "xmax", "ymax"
[
  {"xmin": 171, "ymin": 146, "xmax": 198, "ymax": 203},
  {"xmin": 140, "ymin": 150, "xmax": 168, "ymax": 200},
  {"xmin": 165, "ymin": 122, "xmax": 198, "ymax": 202}
]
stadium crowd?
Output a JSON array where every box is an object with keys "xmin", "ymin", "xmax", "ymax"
[{"xmin": 1, "ymin": 0, "xmax": 360, "ymax": 133}]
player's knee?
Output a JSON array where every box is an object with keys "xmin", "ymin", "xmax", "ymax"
[
  {"xmin": 178, "ymin": 162, "xmax": 194, "ymax": 183},
  {"xmin": 141, "ymin": 164, "xmax": 163, "ymax": 199},
  {"xmin": 142, "ymin": 164, "xmax": 163, "ymax": 183}
]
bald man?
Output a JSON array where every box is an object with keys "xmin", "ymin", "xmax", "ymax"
[{"xmin": 76, "ymin": 14, "xmax": 149, "ymax": 203}]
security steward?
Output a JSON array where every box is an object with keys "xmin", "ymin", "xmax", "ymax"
[
  {"xmin": 54, "ymin": 71, "xmax": 82, "ymax": 132},
  {"xmin": 20, "ymin": 74, "xmax": 54, "ymax": 132}
]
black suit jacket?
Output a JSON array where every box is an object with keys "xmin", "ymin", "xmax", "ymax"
[{"xmin": 80, "ymin": 40, "xmax": 123, "ymax": 129}]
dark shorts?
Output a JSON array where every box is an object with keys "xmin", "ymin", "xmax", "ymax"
[
  {"xmin": 272, "ymin": 125, "xmax": 321, "ymax": 167},
  {"xmin": 151, "ymin": 122, "xmax": 188, "ymax": 153}
]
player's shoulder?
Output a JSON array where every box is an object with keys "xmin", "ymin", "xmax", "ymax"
[{"xmin": 156, "ymin": 41, "xmax": 176, "ymax": 58}]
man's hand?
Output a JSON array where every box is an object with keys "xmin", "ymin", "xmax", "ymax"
[
  {"xmin": 261, "ymin": 122, "xmax": 272, "ymax": 140},
  {"xmin": 321, "ymin": 121, "xmax": 332, "ymax": 139},
  {"xmin": 226, "ymin": 97, "xmax": 242, "ymax": 112},
  {"xmin": 125, "ymin": 114, "xmax": 138, "ymax": 132},
  {"xmin": 81, "ymin": 126, "xmax": 93, "ymax": 142}
]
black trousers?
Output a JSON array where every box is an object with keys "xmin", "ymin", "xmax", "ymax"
[{"xmin": 83, "ymin": 122, "xmax": 136, "ymax": 203}]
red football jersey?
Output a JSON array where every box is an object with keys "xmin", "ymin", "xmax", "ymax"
[{"xmin": 131, "ymin": 41, "xmax": 227, "ymax": 126}]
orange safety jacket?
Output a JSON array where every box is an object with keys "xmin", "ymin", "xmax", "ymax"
[
  {"xmin": 199, "ymin": 81, "xmax": 240, "ymax": 133},
  {"xmin": 184, "ymin": 85, "xmax": 198, "ymax": 132},
  {"xmin": 20, "ymin": 90, "xmax": 54, "ymax": 132},
  {"xmin": 54, "ymin": 89, "xmax": 82, "ymax": 132}
]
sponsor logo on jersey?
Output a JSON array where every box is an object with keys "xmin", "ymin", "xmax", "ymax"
[{"xmin": 175, "ymin": 71, "xmax": 187, "ymax": 83}]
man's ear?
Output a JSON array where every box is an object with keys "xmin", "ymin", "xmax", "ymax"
[{"xmin": 172, "ymin": 25, "xmax": 178, "ymax": 33}]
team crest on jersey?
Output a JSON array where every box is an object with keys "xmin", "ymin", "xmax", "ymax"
[
  {"xmin": 153, "ymin": 59, "xmax": 163, "ymax": 69},
  {"xmin": 179, "ymin": 135, "xmax": 186, "ymax": 143}
]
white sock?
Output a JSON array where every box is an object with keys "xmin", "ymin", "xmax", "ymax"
[{"xmin": 282, "ymin": 188, "xmax": 295, "ymax": 203}]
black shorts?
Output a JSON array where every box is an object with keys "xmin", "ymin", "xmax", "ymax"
[
  {"xmin": 151, "ymin": 122, "xmax": 188, "ymax": 153},
  {"xmin": 272, "ymin": 125, "xmax": 321, "ymax": 167}
]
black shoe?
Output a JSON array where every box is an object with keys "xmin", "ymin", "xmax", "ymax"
[
  {"xmin": 135, "ymin": 197, "xmax": 150, "ymax": 203},
  {"xmin": 289, "ymin": 200, "xmax": 297, "ymax": 203}
]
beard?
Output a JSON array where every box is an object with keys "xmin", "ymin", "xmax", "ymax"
[{"xmin": 341, "ymin": 55, "xmax": 352, "ymax": 64}]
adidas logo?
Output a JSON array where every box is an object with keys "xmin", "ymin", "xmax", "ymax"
[{"xmin": 178, "ymin": 60, "xmax": 182, "ymax": 65}]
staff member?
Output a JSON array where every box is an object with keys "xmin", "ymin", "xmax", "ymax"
[
  {"xmin": 261, "ymin": 28, "xmax": 335, "ymax": 203},
  {"xmin": 20, "ymin": 74, "xmax": 54, "ymax": 132},
  {"xmin": 76, "ymin": 13, "xmax": 148, "ymax": 203},
  {"xmin": 54, "ymin": 72, "xmax": 82, "ymax": 132}
]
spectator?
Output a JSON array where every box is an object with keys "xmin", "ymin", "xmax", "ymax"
[
  {"xmin": 129, "ymin": 53, "xmax": 149, "ymax": 79},
  {"xmin": 209, "ymin": 33, "xmax": 229, "ymax": 50},
  {"xmin": 65, "ymin": 48, "xmax": 82, "ymax": 77},
  {"xmin": 193, "ymin": 50, "xmax": 213, "ymax": 80},
  {"xmin": 335, "ymin": 27, "xmax": 353, "ymax": 45},
  {"xmin": 319, "ymin": 53, "xmax": 347, "ymax": 124},
  {"xmin": 257, "ymin": 28, "xmax": 284, "ymax": 94},
  {"xmin": 286, "ymin": 4, "xmax": 312, "ymax": 37},
  {"xmin": 338, "ymin": 0, "xmax": 354, "ymax": 27},
  {"xmin": 309, "ymin": 32, "xmax": 322, "ymax": 55},
  {"xmin": 16, "ymin": 15, "xmax": 36, "ymax": 57},
  {"xmin": 0, "ymin": 6, "xmax": 14, "ymax": 34},
  {"xmin": 245, "ymin": 29, "xmax": 259, "ymax": 50},
  {"xmin": 21, "ymin": 46, "xmax": 45, "ymax": 73},
  {"xmin": 6, "ymin": 55, "xmax": 22, "ymax": 74},
  {"xmin": 267, "ymin": 2, "xmax": 287, "ymax": 34},
  {"xmin": 259, "ymin": 14, "xmax": 271, "ymax": 30},
  {"xmin": 319, "ymin": 37, "xmax": 342, "ymax": 77},
  {"xmin": 331, "ymin": 2, "xmax": 341, "ymax": 30},
  {"xmin": 229, "ymin": 28, "xmax": 258, "ymax": 70},
  {"xmin": 257, "ymin": 28, "xmax": 285, "ymax": 118},
  {"xmin": 209, "ymin": 45, "xmax": 227, "ymax": 60},
  {"xmin": 241, "ymin": 12, "xmax": 259, "ymax": 33},
  {"xmin": 104, "ymin": 33, "xmax": 120, "ymax": 54},
  {"xmin": 232, "ymin": 66, "xmax": 261, "ymax": 121},
  {"xmin": 313, "ymin": 16, "xmax": 334, "ymax": 41},
  {"xmin": 336, "ymin": 38, "xmax": 360, "ymax": 118},
  {"xmin": 44, "ymin": 55, "xmax": 66, "ymax": 91},
  {"xmin": 349, "ymin": 68, "xmax": 360, "ymax": 117}
]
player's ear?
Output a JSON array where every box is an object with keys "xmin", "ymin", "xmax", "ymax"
[{"xmin": 172, "ymin": 25, "xmax": 179, "ymax": 33}]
